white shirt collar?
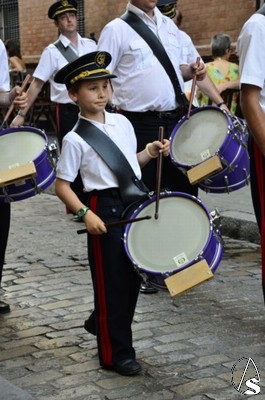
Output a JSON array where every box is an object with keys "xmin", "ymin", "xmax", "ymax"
[
  {"xmin": 79, "ymin": 110, "xmax": 116, "ymax": 127},
  {"xmin": 127, "ymin": 3, "xmax": 163, "ymax": 28},
  {"xmin": 58, "ymin": 32, "xmax": 81, "ymax": 48}
]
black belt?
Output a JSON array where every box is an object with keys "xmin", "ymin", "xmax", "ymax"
[
  {"xmin": 89, "ymin": 188, "xmax": 121, "ymax": 198},
  {"xmin": 120, "ymin": 108, "xmax": 184, "ymax": 120}
]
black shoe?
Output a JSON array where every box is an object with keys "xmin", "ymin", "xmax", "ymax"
[
  {"xmin": 140, "ymin": 281, "xmax": 158, "ymax": 294},
  {"xmin": 84, "ymin": 312, "xmax": 96, "ymax": 336},
  {"xmin": 0, "ymin": 300, "xmax": 10, "ymax": 314},
  {"xmin": 105, "ymin": 359, "xmax": 142, "ymax": 376}
]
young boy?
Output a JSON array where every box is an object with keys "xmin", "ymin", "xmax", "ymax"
[{"xmin": 54, "ymin": 51, "xmax": 169, "ymax": 376}]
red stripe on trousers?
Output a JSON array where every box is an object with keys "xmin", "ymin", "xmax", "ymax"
[
  {"xmin": 90, "ymin": 195, "xmax": 112, "ymax": 366},
  {"xmin": 56, "ymin": 103, "xmax": 60, "ymax": 134},
  {"xmin": 253, "ymin": 141, "xmax": 265, "ymax": 288}
]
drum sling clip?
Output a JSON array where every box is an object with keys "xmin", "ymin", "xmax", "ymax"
[
  {"xmin": 187, "ymin": 155, "xmax": 223, "ymax": 185},
  {"xmin": 164, "ymin": 259, "xmax": 214, "ymax": 298},
  {"xmin": 0, "ymin": 161, "xmax": 37, "ymax": 187}
]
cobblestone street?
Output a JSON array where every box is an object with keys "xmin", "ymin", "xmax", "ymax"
[{"xmin": 0, "ymin": 193, "xmax": 265, "ymax": 400}]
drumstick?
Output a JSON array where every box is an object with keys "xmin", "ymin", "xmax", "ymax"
[
  {"xmin": 76, "ymin": 215, "xmax": 152, "ymax": 234},
  {"xmin": 0, "ymin": 74, "xmax": 31, "ymax": 129},
  {"xmin": 154, "ymin": 126, "xmax": 164, "ymax": 220},
  {"xmin": 187, "ymin": 57, "xmax": 200, "ymax": 119}
]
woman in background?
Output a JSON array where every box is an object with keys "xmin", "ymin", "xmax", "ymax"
[
  {"xmin": 5, "ymin": 39, "xmax": 26, "ymax": 74},
  {"xmin": 197, "ymin": 33, "xmax": 239, "ymax": 114}
]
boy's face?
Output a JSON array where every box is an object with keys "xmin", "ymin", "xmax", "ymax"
[{"xmin": 69, "ymin": 79, "xmax": 110, "ymax": 114}]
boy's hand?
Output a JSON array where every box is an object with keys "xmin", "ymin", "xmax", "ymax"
[
  {"xmin": 149, "ymin": 139, "xmax": 170, "ymax": 157},
  {"xmin": 83, "ymin": 210, "xmax": 107, "ymax": 235}
]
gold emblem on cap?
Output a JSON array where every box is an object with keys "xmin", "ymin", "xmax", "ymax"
[
  {"xmin": 62, "ymin": 0, "xmax": 69, "ymax": 6},
  {"xmin": 95, "ymin": 52, "xmax": 106, "ymax": 67},
  {"xmin": 70, "ymin": 69, "xmax": 110, "ymax": 85},
  {"xmin": 161, "ymin": 4, "xmax": 176, "ymax": 16}
]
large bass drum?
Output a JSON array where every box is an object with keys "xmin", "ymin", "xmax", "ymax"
[{"xmin": 124, "ymin": 191, "xmax": 223, "ymax": 290}]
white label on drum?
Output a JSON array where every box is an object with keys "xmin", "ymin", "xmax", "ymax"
[
  {"xmin": 173, "ymin": 252, "xmax": 189, "ymax": 268},
  {"xmin": 200, "ymin": 149, "xmax": 211, "ymax": 161}
]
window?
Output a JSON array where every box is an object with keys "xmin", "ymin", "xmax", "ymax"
[
  {"xmin": 77, "ymin": 0, "xmax": 85, "ymax": 37},
  {"xmin": 0, "ymin": 0, "xmax": 19, "ymax": 41},
  {"xmin": 257, "ymin": 0, "xmax": 265, "ymax": 9}
]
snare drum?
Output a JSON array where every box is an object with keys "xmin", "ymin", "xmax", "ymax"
[
  {"xmin": 0, "ymin": 127, "xmax": 57, "ymax": 202},
  {"xmin": 170, "ymin": 106, "xmax": 250, "ymax": 193},
  {"xmin": 124, "ymin": 191, "xmax": 223, "ymax": 290}
]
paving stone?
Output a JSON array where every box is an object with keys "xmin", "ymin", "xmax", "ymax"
[{"xmin": 0, "ymin": 193, "xmax": 265, "ymax": 399}]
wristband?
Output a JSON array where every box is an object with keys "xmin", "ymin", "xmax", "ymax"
[
  {"xmin": 217, "ymin": 101, "xmax": 226, "ymax": 107},
  {"xmin": 145, "ymin": 143, "xmax": 158, "ymax": 158}
]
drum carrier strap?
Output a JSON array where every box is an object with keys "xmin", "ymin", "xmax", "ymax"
[
  {"xmin": 73, "ymin": 118, "xmax": 149, "ymax": 204},
  {"xmin": 120, "ymin": 11, "xmax": 189, "ymax": 112},
  {"xmin": 54, "ymin": 40, "xmax": 78, "ymax": 63}
]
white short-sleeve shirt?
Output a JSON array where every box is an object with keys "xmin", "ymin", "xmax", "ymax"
[
  {"xmin": 33, "ymin": 34, "xmax": 97, "ymax": 104},
  {"xmin": 0, "ymin": 39, "xmax": 10, "ymax": 91},
  {"xmin": 97, "ymin": 5, "xmax": 200, "ymax": 112},
  {"xmin": 237, "ymin": 13, "xmax": 265, "ymax": 111},
  {"xmin": 56, "ymin": 111, "xmax": 142, "ymax": 192}
]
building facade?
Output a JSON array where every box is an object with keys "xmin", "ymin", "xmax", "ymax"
[{"xmin": 0, "ymin": 0, "xmax": 258, "ymax": 66}]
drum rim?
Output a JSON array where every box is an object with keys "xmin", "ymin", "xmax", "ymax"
[{"xmin": 0, "ymin": 125, "xmax": 47, "ymax": 139}]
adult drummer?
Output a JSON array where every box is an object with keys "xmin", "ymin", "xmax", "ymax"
[
  {"xmin": 97, "ymin": 0, "xmax": 227, "ymax": 293},
  {"xmin": 0, "ymin": 39, "xmax": 28, "ymax": 314}
]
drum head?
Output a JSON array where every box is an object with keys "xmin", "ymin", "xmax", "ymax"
[
  {"xmin": 170, "ymin": 108, "xmax": 228, "ymax": 166},
  {"xmin": 0, "ymin": 129, "xmax": 46, "ymax": 171},
  {"xmin": 125, "ymin": 194, "xmax": 211, "ymax": 274}
]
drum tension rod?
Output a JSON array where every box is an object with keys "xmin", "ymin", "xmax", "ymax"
[
  {"xmin": 243, "ymin": 168, "xmax": 250, "ymax": 184},
  {"xmin": 2, "ymin": 187, "xmax": 13, "ymax": 203},
  {"xmin": 224, "ymin": 176, "xmax": 231, "ymax": 193}
]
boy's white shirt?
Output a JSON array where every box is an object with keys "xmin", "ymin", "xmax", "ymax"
[{"xmin": 56, "ymin": 111, "xmax": 142, "ymax": 192}]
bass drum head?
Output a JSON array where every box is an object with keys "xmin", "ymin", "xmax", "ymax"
[
  {"xmin": 170, "ymin": 107, "xmax": 228, "ymax": 167},
  {"xmin": 0, "ymin": 128, "xmax": 46, "ymax": 171},
  {"xmin": 124, "ymin": 192, "xmax": 211, "ymax": 275}
]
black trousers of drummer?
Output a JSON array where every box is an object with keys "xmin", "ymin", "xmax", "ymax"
[
  {"xmin": 0, "ymin": 203, "xmax": 10, "ymax": 287},
  {"xmin": 87, "ymin": 189, "xmax": 141, "ymax": 367},
  {"xmin": 248, "ymin": 136, "xmax": 265, "ymax": 302},
  {"xmin": 121, "ymin": 110, "xmax": 198, "ymax": 196},
  {"xmin": 56, "ymin": 103, "xmax": 88, "ymax": 205}
]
